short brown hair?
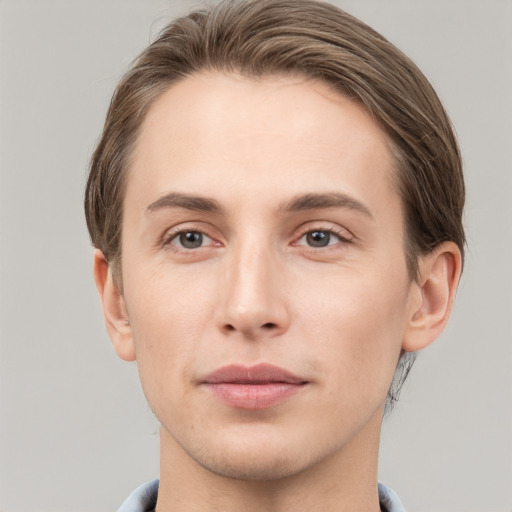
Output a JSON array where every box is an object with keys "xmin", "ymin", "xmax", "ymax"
[{"xmin": 85, "ymin": 0, "xmax": 465, "ymax": 407}]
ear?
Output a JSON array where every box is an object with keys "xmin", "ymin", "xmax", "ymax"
[
  {"xmin": 402, "ymin": 242, "xmax": 462, "ymax": 352},
  {"xmin": 93, "ymin": 249, "xmax": 136, "ymax": 361}
]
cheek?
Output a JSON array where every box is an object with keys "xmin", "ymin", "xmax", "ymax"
[
  {"xmin": 126, "ymin": 257, "xmax": 216, "ymax": 335},
  {"xmin": 297, "ymin": 270, "xmax": 409, "ymax": 405},
  {"xmin": 123, "ymin": 265, "xmax": 218, "ymax": 395}
]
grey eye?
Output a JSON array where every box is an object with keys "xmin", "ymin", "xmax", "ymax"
[
  {"xmin": 176, "ymin": 231, "xmax": 206, "ymax": 249},
  {"xmin": 305, "ymin": 230, "xmax": 337, "ymax": 247}
]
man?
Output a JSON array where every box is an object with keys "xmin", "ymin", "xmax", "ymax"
[{"xmin": 85, "ymin": 1, "xmax": 464, "ymax": 510}]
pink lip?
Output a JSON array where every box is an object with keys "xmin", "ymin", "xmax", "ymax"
[{"xmin": 201, "ymin": 363, "xmax": 308, "ymax": 410}]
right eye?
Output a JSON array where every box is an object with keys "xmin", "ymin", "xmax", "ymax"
[{"xmin": 167, "ymin": 230, "xmax": 214, "ymax": 249}]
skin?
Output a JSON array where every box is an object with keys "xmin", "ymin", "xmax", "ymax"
[{"xmin": 94, "ymin": 73, "xmax": 461, "ymax": 512}]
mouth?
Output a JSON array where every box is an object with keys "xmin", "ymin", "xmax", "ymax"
[{"xmin": 201, "ymin": 363, "xmax": 309, "ymax": 410}]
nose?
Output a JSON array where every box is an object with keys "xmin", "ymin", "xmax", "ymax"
[{"xmin": 216, "ymin": 240, "xmax": 290, "ymax": 340}]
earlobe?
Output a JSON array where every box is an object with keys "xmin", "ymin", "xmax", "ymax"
[
  {"xmin": 93, "ymin": 250, "xmax": 136, "ymax": 361},
  {"xmin": 402, "ymin": 242, "xmax": 462, "ymax": 352}
]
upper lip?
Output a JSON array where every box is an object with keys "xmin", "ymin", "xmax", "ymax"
[{"xmin": 202, "ymin": 363, "xmax": 306, "ymax": 384}]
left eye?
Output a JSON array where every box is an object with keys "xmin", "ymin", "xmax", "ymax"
[
  {"xmin": 298, "ymin": 230, "xmax": 342, "ymax": 248},
  {"xmin": 170, "ymin": 231, "xmax": 213, "ymax": 249}
]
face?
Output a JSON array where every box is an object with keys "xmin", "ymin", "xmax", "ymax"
[{"xmin": 117, "ymin": 72, "xmax": 420, "ymax": 480}]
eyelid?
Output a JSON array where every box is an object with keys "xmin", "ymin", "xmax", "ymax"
[
  {"xmin": 292, "ymin": 222, "xmax": 354, "ymax": 245},
  {"xmin": 158, "ymin": 221, "xmax": 353, "ymax": 251}
]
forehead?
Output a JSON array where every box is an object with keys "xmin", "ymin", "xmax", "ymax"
[{"xmin": 127, "ymin": 72, "xmax": 398, "ymax": 216}]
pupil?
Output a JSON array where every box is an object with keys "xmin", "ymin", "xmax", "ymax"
[
  {"xmin": 307, "ymin": 231, "xmax": 330, "ymax": 247},
  {"xmin": 180, "ymin": 231, "xmax": 203, "ymax": 248}
]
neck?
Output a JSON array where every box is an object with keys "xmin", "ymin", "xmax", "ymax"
[{"xmin": 155, "ymin": 408, "xmax": 383, "ymax": 512}]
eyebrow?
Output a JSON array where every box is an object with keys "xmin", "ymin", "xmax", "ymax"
[
  {"xmin": 146, "ymin": 192, "xmax": 223, "ymax": 214},
  {"xmin": 280, "ymin": 192, "xmax": 373, "ymax": 218},
  {"xmin": 145, "ymin": 191, "xmax": 372, "ymax": 218}
]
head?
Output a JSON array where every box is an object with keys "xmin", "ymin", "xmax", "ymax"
[{"xmin": 86, "ymin": 0, "xmax": 464, "ymax": 479}]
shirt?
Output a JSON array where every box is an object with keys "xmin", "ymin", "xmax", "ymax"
[{"xmin": 118, "ymin": 478, "xmax": 405, "ymax": 512}]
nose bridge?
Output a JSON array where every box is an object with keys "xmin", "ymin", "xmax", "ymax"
[{"xmin": 218, "ymin": 233, "xmax": 288, "ymax": 337}]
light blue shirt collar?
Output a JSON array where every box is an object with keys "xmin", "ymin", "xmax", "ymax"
[{"xmin": 119, "ymin": 478, "xmax": 406, "ymax": 512}]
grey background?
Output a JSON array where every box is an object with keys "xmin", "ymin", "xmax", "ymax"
[{"xmin": 0, "ymin": 0, "xmax": 510, "ymax": 510}]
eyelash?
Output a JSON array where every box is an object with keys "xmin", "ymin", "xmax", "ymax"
[
  {"xmin": 293, "ymin": 226, "xmax": 352, "ymax": 250},
  {"xmin": 162, "ymin": 225, "xmax": 353, "ymax": 252},
  {"xmin": 162, "ymin": 227, "xmax": 217, "ymax": 251}
]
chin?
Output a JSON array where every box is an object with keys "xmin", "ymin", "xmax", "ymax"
[
  {"xmin": 176, "ymin": 423, "xmax": 320, "ymax": 481},
  {"xmin": 191, "ymin": 447, "xmax": 309, "ymax": 481}
]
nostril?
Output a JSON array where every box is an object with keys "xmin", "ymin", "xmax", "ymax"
[{"xmin": 222, "ymin": 322, "xmax": 279, "ymax": 334}]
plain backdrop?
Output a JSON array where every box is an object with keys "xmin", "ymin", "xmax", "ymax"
[{"xmin": 0, "ymin": 1, "xmax": 511, "ymax": 511}]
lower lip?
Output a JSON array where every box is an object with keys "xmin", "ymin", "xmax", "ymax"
[{"xmin": 205, "ymin": 382, "xmax": 305, "ymax": 409}]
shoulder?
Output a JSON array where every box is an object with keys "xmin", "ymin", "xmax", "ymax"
[
  {"xmin": 118, "ymin": 479, "xmax": 159, "ymax": 512},
  {"xmin": 378, "ymin": 482, "xmax": 406, "ymax": 512}
]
